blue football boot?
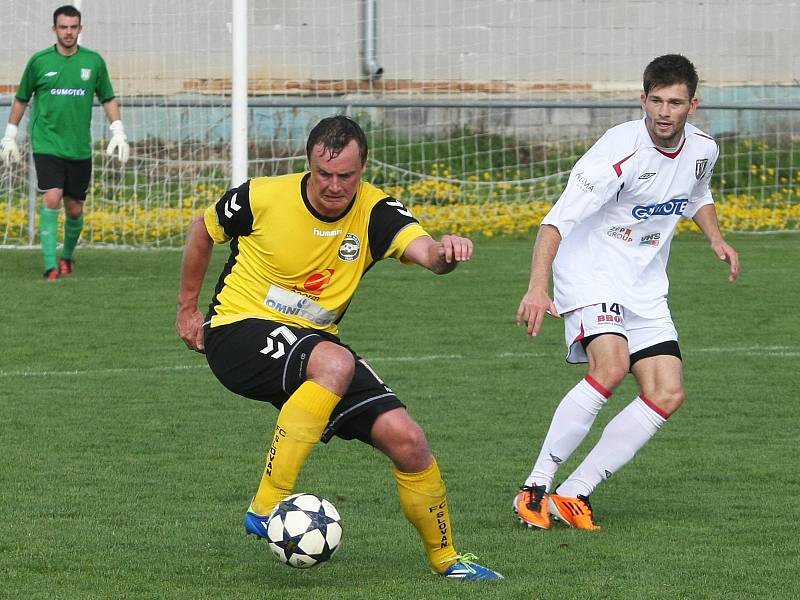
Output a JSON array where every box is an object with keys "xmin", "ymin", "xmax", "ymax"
[
  {"xmin": 439, "ymin": 553, "xmax": 503, "ymax": 580},
  {"xmin": 244, "ymin": 509, "xmax": 270, "ymax": 538}
]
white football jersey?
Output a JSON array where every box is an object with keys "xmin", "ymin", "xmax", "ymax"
[{"xmin": 543, "ymin": 117, "xmax": 718, "ymax": 317}]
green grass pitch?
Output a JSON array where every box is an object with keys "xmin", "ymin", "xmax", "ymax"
[{"xmin": 1, "ymin": 234, "xmax": 798, "ymax": 599}]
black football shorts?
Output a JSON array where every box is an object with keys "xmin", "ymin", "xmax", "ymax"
[
  {"xmin": 33, "ymin": 153, "xmax": 92, "ymax": 201},
  {"xmin": 204, "ymin": 318, "xmax": 404, "ymax": 445}
]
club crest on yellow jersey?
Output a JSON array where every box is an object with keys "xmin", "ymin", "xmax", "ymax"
[{"xmin": 338, "ymin": 234, "xmax": 360, "ymax": 261}]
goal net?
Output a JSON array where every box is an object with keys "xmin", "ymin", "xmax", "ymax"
[{"xmin": 1, "ymin": 0, "xmax": 798, "ymax": 247}]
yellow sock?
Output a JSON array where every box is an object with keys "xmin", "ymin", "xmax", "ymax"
[
  {"xmin": 394, "ymin": 459, "xmax": 459, "ymax": 572},
  {"xmin": 250, "ymin": 381, "xmax": 341, "ymax": 516}
]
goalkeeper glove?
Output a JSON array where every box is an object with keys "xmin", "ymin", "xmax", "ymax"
[
  {"xmin": 1, "ymin": 123, "xmax": 21, "ymax": 166},
  {"xmin": 106, "ymin": 120, "xmax": 130, "ymax": 164}
]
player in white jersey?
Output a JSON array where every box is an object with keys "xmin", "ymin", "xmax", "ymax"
[{"xmin": 513, "ymin": 54, "xmax": 739, "ymax": 530}]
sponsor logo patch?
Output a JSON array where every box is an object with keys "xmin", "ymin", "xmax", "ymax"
[
  {"xmin": 302, "ymin": 269, "xmax": 334, "ymax": 293},
  {"xmin": 573, "ymin": 171, "xmax": 595, "ymax": 192},
  {"xmin": 606, "ymin": 226, "xmax": 633, "ymax": 243},
  {"xmin": 632, "ymin": 198, "xmax": 687, "ymax": 220},
  {"xmin": 338, "ymin": 233, "xmax": 360, "ymax": 261},
  {"xmin": 640, "ymin": 232, "xmax": 661, "ymax": 247},
  {"xmin": 49, "ymin": 88, "xmax": 86, "ymax": 96},
  {"xmin": 265, "ymin": 286, "xmax": 337, "ymax": 326}
]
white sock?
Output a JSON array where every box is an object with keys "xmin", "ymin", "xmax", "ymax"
[
  {"xmin": 557, "ymin": 396, "xmax": 667, "ymax": 498},
  {"xmin": 524, "ymin": 376, "xmax": 611, "ymax": 490}
]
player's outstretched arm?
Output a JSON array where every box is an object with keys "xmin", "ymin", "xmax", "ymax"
[
  {"xmin": 692, "ymin": 204, "xmax": 739, "ymax": 283},
  {"xmin": 516, "ymin": 224, "xmax": 561, "ymax": 337},
  {"xmin": 177, "ymin": 216, "xmax": 214, "ymax": 352},
  {"xmin": 402, "ymin": 234, "xmax": 473, "ymax": 274}
]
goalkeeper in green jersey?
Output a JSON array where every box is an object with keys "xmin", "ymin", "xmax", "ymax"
[{"xmin": 1, "ymin": 5, "xmax": 129, "ymax": 280}]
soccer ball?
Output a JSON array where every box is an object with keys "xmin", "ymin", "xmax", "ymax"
[{"xmin": 266, "ymin": 493, "xmax": 343, "ymax": 568}]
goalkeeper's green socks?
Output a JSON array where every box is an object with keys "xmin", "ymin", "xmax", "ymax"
[
  {"xmin": 394, "ymin": 459, "xmax": 460, "ymax": 572},
  {"xmin": 250, "ymin": 381, "xmax": 341, "ymax": 516},
  {"xmin": 40, "ymin": 206, "xmax": 60, "ymax": 273},
  {"xmin": 61, "ymin": 213, "xmax": 84, "ymax": 261}
]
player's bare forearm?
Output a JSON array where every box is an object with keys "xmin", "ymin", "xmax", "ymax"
[
  {"xmin": 176, "ymin": 216, "xmax": 214, "ymax": 351},
  {"xmin": 403, "ymin": 234, "xmax": 473, "ymax": 274},
  {"xmin": 517, "ymin": 224, "xmax": 561, "ymax": 336},
  {"xmin": 692, "ymin": 204, "xmax": 739, "ymax": 282},
  {"xmin": 7, "ymin": 99, "xmax": 28, "ymax": 126},
  {"xmin": 527, "ymin": 224, "xmax": 561, "ymax": 292},
  {"xmin": 102, "ymin": 98, "xmax": 122, "ymax": 124}
]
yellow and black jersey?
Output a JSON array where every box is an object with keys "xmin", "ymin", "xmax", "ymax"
[{"xmin": 203, "ymin": 172, "xmax": 428, "ymax": 334}]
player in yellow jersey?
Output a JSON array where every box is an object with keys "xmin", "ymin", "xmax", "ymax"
[{"xmin": 176, "ymin": 116, "xmax": 501, "ymax": 580}]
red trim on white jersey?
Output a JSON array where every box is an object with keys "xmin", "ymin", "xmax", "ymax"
[
  {"xmin": 640, "ymin": 394, "xmax": 671, "ymax": 419},
  {"xmin": 693, "ymin": 132, "xmax": 714, "ymax": 141},
  {"xmin": 613, "ymin": 150, "xmax": 637, "ymax": 176},
  {"xmin": 654, "ymin": 137, "xmax": 686, "ymax": 159}
]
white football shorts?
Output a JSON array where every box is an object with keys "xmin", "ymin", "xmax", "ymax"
[{"xmin": 563, "ymin": 302, "xmax": 678, "ymax": 364}]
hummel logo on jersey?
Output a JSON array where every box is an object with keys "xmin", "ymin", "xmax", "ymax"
[
  {"xmin": 314, "ymin": 228, "xmax": 342, "ymax": 237},
  {"xmin": 632, "ymin": 198, "xmax": 688, "ymax": 220},
  {"xmin": 223, "ymin": 191, "xmax": 241, "ymax": 218},
  {"xmin": 45, "ymin": 71, "xmax": 58, "ymax": 77},
  {"xmin": 638, "ymin": 172, "xmax": 656, "ymax": 180},
  {"xmin": 549, "ymin": 453, "xmax": 563, "ymax": 464},
  {"xmin": 386, "ymin": 199, "xmax": 413, "ymax": 218}
]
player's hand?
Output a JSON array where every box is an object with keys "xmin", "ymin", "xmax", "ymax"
[
  {"xmin": 176, "ymin": 308, "xmax": 205, "ymax": 353},
  {"xmin": 516, "ymin": 288, "xmax": 559, "ymax": 337},
  {"xmin": 1, "ymin": 124, "xmax": 21, "ymax": 166},
  {"xmin": 438, "ymin": 234, "xmax": 473, "ymax": 263},
  {"xmin": 106, "ymin": 120, "xmax": 130, "ymax": 164},
  {"xmin": 711, "ymin": 239, "xmax": 739, "ymax": 282}
]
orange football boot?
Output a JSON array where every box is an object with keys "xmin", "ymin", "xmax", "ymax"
[
  {"xmin": 548, "ymin": 493, "xmax": 600, "ymax": 531},
  {"xmin": 513, "ymin": 484, "xmax": 550, "ymax": 529}
]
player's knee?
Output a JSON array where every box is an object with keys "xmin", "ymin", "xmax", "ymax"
[
  {"xmin": 647, "ymin": 387, "xmax": 684, "ymax": 416},
  {"xmin": 307, "ymin": 342, "xmax": 355, "ymax": 393},
  {"xmin": 588, "ymin": 363, "xmax": 628, "ymax": 390},
  {"xmin": 42, "ymin": 190, "xmax": 63, "ymax": 209},
  {"xmin": 64, "ymin": 201, "xmax": 83, "ymax": 219}
]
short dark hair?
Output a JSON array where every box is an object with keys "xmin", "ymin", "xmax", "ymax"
[
  {"xmin": 306, "ymin": 115, "xmax": 368, "ymax": 165},
  {"xmin": 643, "ymin": 54, "xmax": 699, "ymax": 98},
  {"xmin": 53, "ymin": 5, "xmax": 81, "ymax": 25}
]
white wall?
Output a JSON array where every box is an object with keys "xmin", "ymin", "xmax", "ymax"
[{"xmin": 1, "ymin": 0, "xmax": 798, "ymax": 97}]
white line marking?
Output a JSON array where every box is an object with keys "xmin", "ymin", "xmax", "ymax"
[
  {"xmin": 369, "ymin": 354, "xmax": 463, "ymax": 362},
  {"xmin": 0, "ymin": 364, "xmax": 208, "ymax": 378},
  {"xmin": 1, "ymin": 346, "xmax": 795, "ymax": 378}
]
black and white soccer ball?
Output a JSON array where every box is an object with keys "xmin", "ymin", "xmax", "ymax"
[{"xmin": 266, "ymin": 493, "xmax": 343, "ymax": 568}]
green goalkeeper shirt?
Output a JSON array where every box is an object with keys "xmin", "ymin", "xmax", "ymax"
[{"xmin": 16, "ymin": 45, "xmax": 116, "ymax": 160}]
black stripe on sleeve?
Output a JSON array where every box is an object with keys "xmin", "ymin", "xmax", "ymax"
[
  {"xmin": 214, "ymin": 180, "xmax": 254, "ymax": 238},
  {"xmin": 367, "ymin": 197, "xmax": 419, "ymax": 260}
]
